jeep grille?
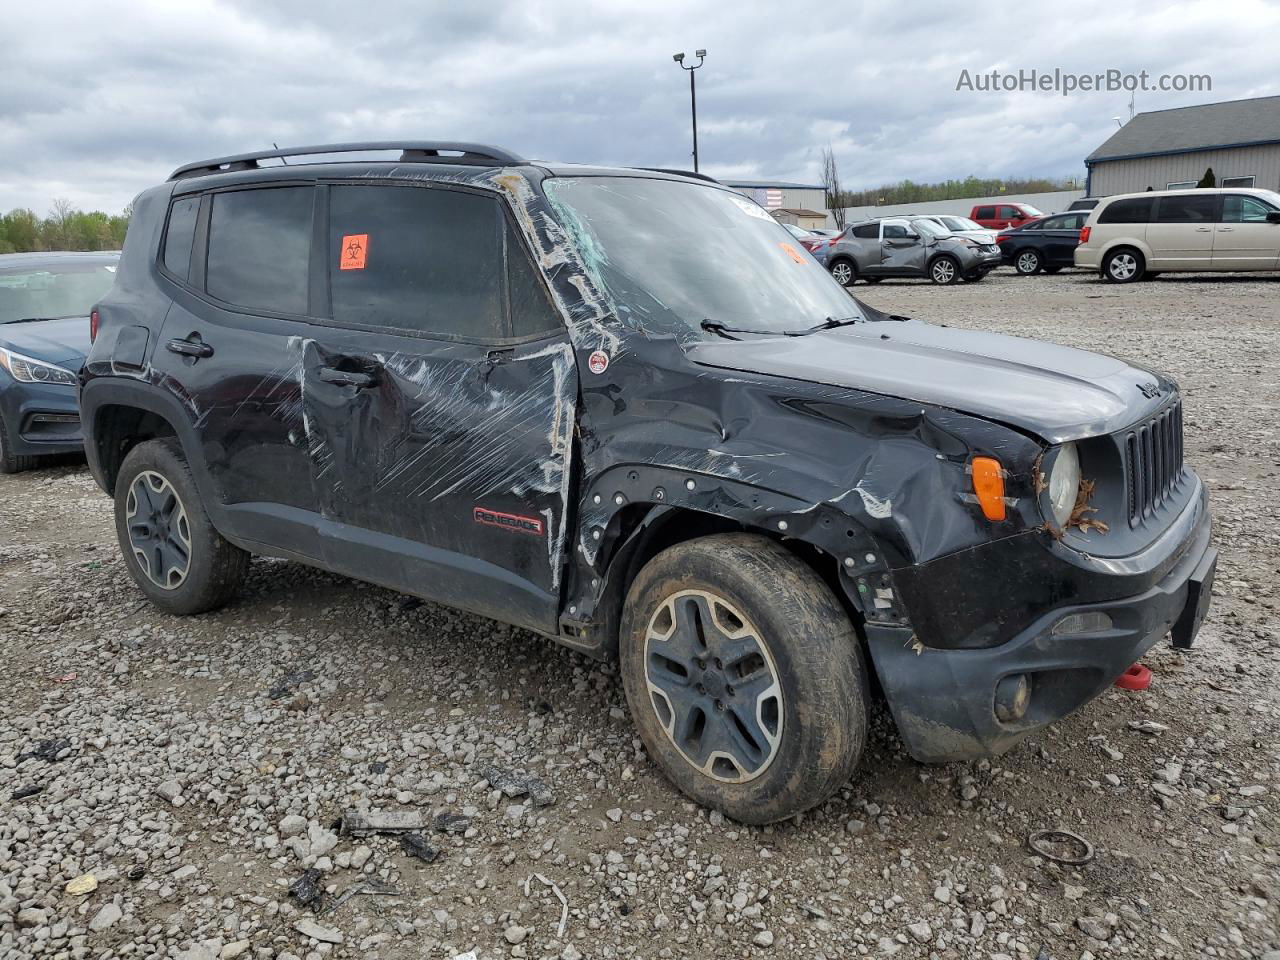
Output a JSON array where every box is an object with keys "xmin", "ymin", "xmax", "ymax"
[{"xmin": 1124, "ymin": 400, "xmax": 1184, "ymax": 525}]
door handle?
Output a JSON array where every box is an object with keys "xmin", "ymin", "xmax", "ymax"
[
  {"xmin": 318, "ymin": 367, "xmax": 375, "ymax": 388},
  {"xmin": 485, "ymin": 347, "xmax": 515, "ymax": 364},
  {"xmin": 1217, "ymin": 227, "xmax": 1234, "ymax": 232},
  {"xmin": 166, "ymin": 337, "xmax": 213, "ymax": 358},
  {"xmin": 1195, "ymin": 227, "xmax": 1212, "ymax": 232}
]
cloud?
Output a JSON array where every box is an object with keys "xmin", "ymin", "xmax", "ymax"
[{"xmin": 1, "ymin": 0, "xmax": 1275, "ymax": 213}]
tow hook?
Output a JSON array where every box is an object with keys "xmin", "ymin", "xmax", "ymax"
[{"xmin": 1114, "ymin": 663, "xmax": 1152, "ymax": 691}]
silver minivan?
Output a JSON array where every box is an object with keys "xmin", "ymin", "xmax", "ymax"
[{"xmin": 1074, "ymin": 187, "xmax": 1280, "ymax": 282}]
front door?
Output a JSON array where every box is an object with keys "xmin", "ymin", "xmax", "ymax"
[
  {"xmin": 1147, "ymin": 194, "xmax": 1219, "ymax": 269},
  {"xmin": 1041, "ymin": 212, "xmax": 1085, "ymax": 265},
  {"xmin": 299, "ymin": 181, "xmax": 576, "ymax": 634},
  {"xmin": 1212, "ymin": 194, "xmax": 1280, "ymax": 269},
  {"xmin": 879, "ymin": 219, "xmax": 926, "ymax": 275}
]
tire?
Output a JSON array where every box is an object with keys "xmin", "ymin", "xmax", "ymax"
[
  {"xmin": 620, "ymin": 533, "xmax": 868, "ymax": 824},
  {"xmin": 863, "ymin": 277, "xmax": 883, "ymax": 283},
  {"xmin": 1014, "ymin": 249, "xmax": 1043, "ymax": 275},
  {"xmin": 828, "ymin": 258, "xmax": 857, "ymax": 287},
  {"xmin": 928, "ymin": 255, "xmax": 961, "ymax": 285},
  {"xmin": 1043, "ymin": 265, "xmax": 1063, "ymax": 274},
  {"xmin": 1142, "ymin": 271, "xmax": 1162, "ymax": 280},
  {"xmin": 114, "ymin": 438, "xmax": 249, "ymax": 615},
  {"xmin": 0, "ymin": 414, "xmax": 38, "ymax": 474},
  {"xmin": 963, "ymin": 269, "xmax": 988, "ymax": 282},
  {"xmin": 1102, "ymin": 247, "xmax": 1145, "ymax": 283}
]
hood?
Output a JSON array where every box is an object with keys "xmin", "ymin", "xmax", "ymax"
[
  {"xmin": 0, "ymin": 316, "xmax": 91, "ymax": 367},
  {"xmin": 687, "ymin": 319, "xmax": 1174, "ymax": 444}
]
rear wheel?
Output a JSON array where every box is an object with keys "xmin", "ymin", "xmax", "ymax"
[
  {"xmin": 929, "ymin": 255, "xmax": 961, "ymax": 285},
  {"xmin": 0, "ymin": 415, "xmax": 38, "ymax": 474},
  {"xmin": 829, "ymin": 258, "xmax": 857, "ymax": 286},
  {"xmin": 114, "ymin": 439, "xmax": 249, "ymax": 615},
  {"xmin": 1014, "ymin": 249, "xmax": 1043, "ymax": 275},
  {"xmin": 1102, "ymin": 247, "xmax": 1144, "ymax": 283},
  {"xmin": 620, "ymin": 534, "xmax": 868, "ymax": 824}
]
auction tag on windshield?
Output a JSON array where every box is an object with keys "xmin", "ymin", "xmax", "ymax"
[
  {"xmin": 340, "ymin": 234, "xmax": 368, "ymax": 270},
  {"xmin": 779, "ymin": 242, "xmax": 805, "ymax": 263}
]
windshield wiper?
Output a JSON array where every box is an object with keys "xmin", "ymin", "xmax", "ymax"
[{"xmin": 700, "ymin": 320, "xmax": 757, "ymax": 340}]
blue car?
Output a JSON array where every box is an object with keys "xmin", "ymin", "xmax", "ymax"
[{"xmin": 0, "ymin": 252, "xmax": 119, "ymax": 471}]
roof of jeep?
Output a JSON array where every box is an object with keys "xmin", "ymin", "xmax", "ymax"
[{"xmin": 166, "ymin": 141, "xmax": 721, "ymax": 191}]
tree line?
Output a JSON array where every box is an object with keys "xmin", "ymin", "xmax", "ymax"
[
  {"xmin": 0, "ymin": 200, "xmax": 131, "ymax": 254},
  {"xmin": 820, "ymin": 147, "xmax": 1078, "ymax": 227}
]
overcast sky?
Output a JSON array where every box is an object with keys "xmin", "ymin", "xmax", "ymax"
[{"xmin": 2, "ymin": 0, "xmax": 1275, "ymax": 214}]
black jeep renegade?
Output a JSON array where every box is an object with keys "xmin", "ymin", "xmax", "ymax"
[{"xmin": 81, "ymin": 142, "xmax": 1216, "ymax": 823}]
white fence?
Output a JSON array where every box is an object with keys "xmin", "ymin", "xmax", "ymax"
[{"xmin": 832, "ymin": 189, "xmax": 1086, "ymax": 226}]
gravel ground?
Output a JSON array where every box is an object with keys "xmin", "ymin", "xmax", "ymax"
[{"xmin": 1, "ymin": 269, "xmax": 1277, "ymax": 960}]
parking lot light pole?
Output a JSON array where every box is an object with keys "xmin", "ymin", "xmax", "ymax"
[{"xmin": 672, "ymin": 50, "xmax": 706, "ymax": 172}]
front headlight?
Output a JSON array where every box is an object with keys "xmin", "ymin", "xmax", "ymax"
[
  {"xmin": 0, "ymin": 348, "xmax": 78, "ymax": 386},
  {"xmin": 1045, "ymin": 443, "xmax": 1081, "ymax": 526}
]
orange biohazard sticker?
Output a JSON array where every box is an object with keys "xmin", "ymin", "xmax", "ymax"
[
  {"xmin": 340, "ymin": 234, "xmax": 368, "ymax": 270},
  {"xmin": 779, "ymin": 242, "xmax": 805, "ymax": 264}
]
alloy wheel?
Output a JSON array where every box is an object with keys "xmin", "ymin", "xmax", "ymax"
[
  {"xmin": 830, "ymin": 261, "xmax": 853, "ymax": 285},
  {"xmin": 1108, "ymin": 253, "xmax": 1137, "ymax": 280},
  {"xmin": 931, "ymin": 259, "xmax": 956, "ymax": 283},
  {"xmin": 1017, "ymin": 252, "xmax": 1041, "ymax": 274},
  {"xmin": 643, "ymin": 589, "xmax": 783, "ymax": 783},
  {"xmin": 126, "ymin": 470, "xmax": 192, "ymax": 589}
]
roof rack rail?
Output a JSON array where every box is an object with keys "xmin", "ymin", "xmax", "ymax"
[
  {"xmin": 168, "ymin": 141, "xmax": 524, "ymax": 181},
  {"xmin": 633, "ymin": 167, "xmax": 722, "ymax": 184}
]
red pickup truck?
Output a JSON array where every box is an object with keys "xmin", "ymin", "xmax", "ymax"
[{"xmin": 969, "ymin": 202, "xmax": 1045, "ymax": 230}]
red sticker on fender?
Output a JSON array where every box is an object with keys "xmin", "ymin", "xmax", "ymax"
[{"xmin": 588, "ymin": 350, "xmax": 609, "ymax": 374}]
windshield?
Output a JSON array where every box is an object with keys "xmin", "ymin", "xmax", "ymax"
[
  {"xmin": 940, "ymin": 216, "xmax": 983, "ymax": 231},
  {"xmin": 911, "ymin": 219, "xmax": 948, "ymax": 238},
  {"xmin": 0, "ymin": 261, "xmax": 118, "ymax": 324},
  {"xmin": 1020, "ymin": 205, "xmax": 1045, "ymax": 217},
  {"xmin": 543, "ymin": 177, "xmax": 861, "ymax": 337}
]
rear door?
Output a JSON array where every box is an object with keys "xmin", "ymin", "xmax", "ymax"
[
  {"xmin": 1213, "ymin": 193, "xmax": 1280, "ymax": 269},
  {"xmin": 152, "ymin": 182, "xmax": 329, "ymax": 559},
  {"xmin": 972, "ymin": 205, "xmax": 997, "ymax": 228},
  {"xmin": 879, "ymin": 219, "xmax": 926, "ymax": 275},
  {"xmin": 1041, "ymin": 212, "xmax": 1085, "ymax": 265},
  {"xmin": 299, "ymin": 181, "xmax": 576, "ymax": 633},
  {"xmin": 1147, "ymin": 194, "xmax": 1219, "ymax": 268}
]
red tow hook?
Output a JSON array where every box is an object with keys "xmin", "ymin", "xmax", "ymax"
[{"xmin": 1114, "ymin": 663, "xmax": 1152, "ymax": 691}]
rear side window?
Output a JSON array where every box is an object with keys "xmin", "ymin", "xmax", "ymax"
[
  {"xmin": 328, "ymin": 184, "xmax": 505, "ymax": 339},
  {"xmin": 162, "ymin": 197, "xmax": 200, "ymax": 281},
  {"xmin": 207, "ymin": 187, "xmax": 313, "ymax": 314},
  {"xmin": 1155, "ymin": 194, "xmax": 1219, "ymax": 222},
  {"xmin": 1222, "ymin": 195, "xmax": 1274, "ymax": 222},
  {"xmin": 1098, "ymin": 197, "xmax": 1154, "ymax": 224},
  {"xmin": 850, "ymin": 223, "xmax": 878, "ymax": 238},
  {"xmin": 974, "ymin": 206, "xmax": 996, "ymax": 219}
]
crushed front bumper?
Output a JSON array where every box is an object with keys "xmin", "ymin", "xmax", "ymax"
[{"xmin": 866, "ymin": 496, "xmax": 1216, "ymax": 762}]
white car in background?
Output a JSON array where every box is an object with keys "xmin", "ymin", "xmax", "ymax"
[{"xmin": 909, "ymin": 214, "xmax": 998, "ymax": 245}]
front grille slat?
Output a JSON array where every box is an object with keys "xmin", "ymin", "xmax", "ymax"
[{"xmin": 1125, "ymin": 399, "xmax": 1183, "ymax": 525}]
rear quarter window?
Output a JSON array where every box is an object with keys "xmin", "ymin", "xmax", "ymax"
[
  {"xmin": 1098, "ymin": 197, "xmax": 1155, "ymax": 224},
  {"xmin": 162, "ymin": 196, "xmax": 200, "ymax": 281}
]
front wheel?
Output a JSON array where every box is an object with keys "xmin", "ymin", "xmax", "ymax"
[
  {"xmin": 620, "ymin": 534, "xmax": 868, "ymax": 824},
  {"xmin": 1014, "ymin": 249, "xmax": 1043, "ymax": 275},
  {"xmin": 929, "ymin": 255, "xmax": 961, "ymax": 285},
  {"xmin": 0, "ymin": 415, "xmax": 38, "ymax": 474},
  {"xmin": 1102, "ymin": 248, "xmax": 1145, "ymax": 283},
  {"xmin": 114, "ymin": 438, "xmax": 249, "ymax": 615},
  {"xmin": 829, "ymin": 258, "xmax": 857, "ymax": 287}
]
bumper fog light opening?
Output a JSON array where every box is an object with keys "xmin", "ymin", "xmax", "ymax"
[
  {"xmin": 993, "ymin": 673, "xmax": 1031, "ymax": 723},
  {"xmin": 1050, "ymin": 611, "xmax": 1114, "ymax": 636}
]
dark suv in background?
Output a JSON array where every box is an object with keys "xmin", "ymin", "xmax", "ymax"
[{"xmin": 82, "ymin": 142, "xmax": 1215, "ymax": 824}]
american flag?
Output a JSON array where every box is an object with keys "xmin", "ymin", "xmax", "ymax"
[{"xmin": 763, "ymin": 188, "xmax": 783, "ymax": 209}]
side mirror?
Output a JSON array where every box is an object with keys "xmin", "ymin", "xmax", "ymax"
[
  {"xmin": 1267, "ymin": 211, "xmax": 1280, "ymax": 224},
  {"xmin": 1011, "ymin": 212, "xmax": 1026, "ymax": 220}
]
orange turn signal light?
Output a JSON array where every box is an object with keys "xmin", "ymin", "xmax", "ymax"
[{"xmin": 971, "ymin": 456, "xmax": 1006, "ymax": 522}]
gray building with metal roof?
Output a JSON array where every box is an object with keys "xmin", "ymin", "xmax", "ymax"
[{"xmin": 1085, "ymin": 95, "xmax": 1280, "ymax": 196}]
